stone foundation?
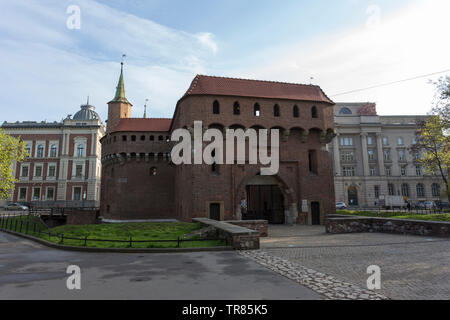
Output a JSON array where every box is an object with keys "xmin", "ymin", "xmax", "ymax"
[
  {"xmin": 326, "ymin": 215, "xmax": 450, "ymax": 237},
  {"xmin": 226, "ymin": 220, "xmax": 268, "ymax": 237},
  {"xmin": 193, "ymin": 218, "xmax": 260, "ymax": 250}
]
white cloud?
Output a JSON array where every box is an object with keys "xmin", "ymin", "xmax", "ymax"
[
  {"xmin": 233, "ymin": 0, "xmax": 450, "ymax": 116},
  {"xmin": 0, "ymin": 0, "xmax": 218, "ymax": 122},
  {"xmin": 196, "ymin": 32, "xmax": 218, "ymax": 54}
]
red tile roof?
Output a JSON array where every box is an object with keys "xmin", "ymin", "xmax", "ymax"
[
  {"xmin": 114, "ymin": 118, "xmax": 172, "ymax": 132},
  {"xmin": 183, "ymin": 75, "xmax": 334, "ymax": 104}
]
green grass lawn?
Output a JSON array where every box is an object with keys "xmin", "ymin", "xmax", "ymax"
[
  {"xmin": 336, "ymin": 210, "xmax": 450, "ymax": 222},
  {"xmin": 0, "ymin": 215, "xmax": 226, "ymax": 248}
]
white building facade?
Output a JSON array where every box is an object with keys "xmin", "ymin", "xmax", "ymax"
[{"xmin": 331, "ymin": 103, "xmax": 446, "ymax": 208}]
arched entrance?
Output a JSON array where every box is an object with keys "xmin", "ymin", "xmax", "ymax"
[
  {"xmin": 348, "ymin": 186, "xmax": 359, "ymax": 207},
  {"xmin": 243, "ymin": 175, "xmax": 287, "ymax": 224}
]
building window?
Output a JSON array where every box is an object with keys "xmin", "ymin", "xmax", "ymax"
[
  {"xmin": 140, "ymin": 135, "xmax": 146, "ymax": 141},
  {"xmin": 432, "ymin": 184, "xmax": 441, "ymax": 197},
  {"xmin": 158, "ymin": 135, "xmax": 164, "ymax": 141},
  {"xmin": 21, "ymin": 165, "xmax": 29, "ymax": 177},
  {"xmin": 416, "ymin": 184, "xmax": 425, "ymax": 198},
  {"xmin": 401, "ymin": 166, "xmax": 407, "ymax": 176},
  {"xmin": 341, "ymin": 151, "xmax": 355, "ymax": 162},
  {"xmin": 213, "ymin": 100, "xmax": 220, "ymax": 114},
  {"xmin": 274, "ymin": 104, "xmax": 280, "ymax": 117},
  {"xmin": 383, "ymin": 150, "xmax": 391, "ymax": 161},
  {"xmin": 388, "ymin": 184, "xmax": 395, "ymax": 196},
  {"xmin": 308, "ymin": 150, "xmax": 318, "ymax": 175},
  {"xmin": 131, "ymin": 135, "xmax": 136, "ymax": 141},
  {"xmin": 150, "ymin": 167, "xmax": 157, "ymax": 176},
  {"xmin": 150, "ymin": 135, "xmax": 154, "ymax": 141},
  {"xmin": 77, "ymin": 144, "xmax": 85, "ymax": 157},
  {"xmin": 370, "ymin": 167, "xmax": 376, "ymax": 176},
  {"xmin": 339, "ymin": 108, "xmax": 352, "ymax": 115},
  {"xmin": 37, "ymin": 145, "xmax": 44, "ymax": 158},
  {"xmin": 311, "ymin": 106, "xmax": 318, "ymax": 118},
  {"xmin": 343, "ymin": 167, "xmax": 356, "ymax": 177},
  {"xmin": 254, "ymin": 103, "xmax": 261, "ymax": 117},
  {"xmin": 367, "ymin": 137, "xmax": 373, "ymax": 145},
  {"xmin": 401, "ymin": 184, "xmax": 410, "ymax": 197},
  {"xmin": 415, "ymin": 166, "xmax": 422, "ymax": 176},
  {"xmin": 368, "ymin": 150, "xmax": 375, "ymax": 161},
  {"xmin": 122, "ymin": 135, "xmax": 127, "ymax": 141},
  {"xmin": 19, "ymin": 188, "xmax": 27, "ymax": 201},
  {"xmin": 398, "ymin": 137, "xmax": 404, "ymax": 146},
  {"xmin": 48, "ymin": 165, "xmax": 56, "ymax": 177},
  {"xmin": 32, "ymin": 188, "xmax": 41, "ymax": 201},
  {"xmin": 413, "ymin": 153, "xmax": 420, "ymax": 161},
  {"xmin": 293, "ymin": 105, "xmax": 299, "ymax": 118},
  {"xmin": 25, "ymin": 144, "xmax": 32, "ymax": 157},
  {"xmin": 50, "ymin": 145, "xmax": 58, "ymax": 158},
  {"xmin": 46, "ymin": 187, "xmax": 55, "ymax": 200},
  {"xmin": 374, "ymin": 186, "xmax": 380, "ymax": 198},
  {"xmin": 233, "ymin": 102, "xmax": 240, "ymax": 115},
  {"xmin": 398, "ymin": 150, "xmax": 406, "ymax": 161},
  {"xmin": 75, "ymin": 165, "xmax": 83, "ymax": 178},
  {"xmin": 73, "ymin": 187, "xmax": 82, "ymax": 201},
  {"xmin": 385, "ymin": 167, "xmax": 391, "ymax": 176},
  {"xmin": 340, "ymin": 137, "xmax": 354, "ymax": 146},
  {"xmin": 382, "ymin": 137, "xmax": 389, "ymax": 146},
  {"xmin": 35, "ymin": 165, "xmax": 42, "ymax": 177}
]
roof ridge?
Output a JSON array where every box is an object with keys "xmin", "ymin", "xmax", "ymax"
[{"xmin": 195, "ymin": 74, "xmax": 320, "ymax": 88}]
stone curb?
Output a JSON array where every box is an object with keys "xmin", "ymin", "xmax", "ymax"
[{"xmin": 0, "ymin": 229, "xmax": 234, "ymax": 254}]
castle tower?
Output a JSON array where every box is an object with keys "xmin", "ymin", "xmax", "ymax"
[{"xmin": 106, "ymin": 62, "xmax": 132, "ymax": 133}]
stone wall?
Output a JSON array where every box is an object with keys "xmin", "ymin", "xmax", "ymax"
[
  {"xmin": 66, "ymin": 209, "xmax": 99, "ymax": 225},
  {"xmin": 193, "ymin": 218, "xmax": 260, "ymax": 250},
  {"xmin": 226, "ymin": 220, "xmax": 268, "ymax": 237},
  {"xmin": 326, "ymin": 215, "xmax": 450, "ymax": 237}
]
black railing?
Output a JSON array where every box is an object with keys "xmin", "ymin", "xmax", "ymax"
[{"xmin": 0, "ymin": 215, "xmax": 225, "ymax": 248}]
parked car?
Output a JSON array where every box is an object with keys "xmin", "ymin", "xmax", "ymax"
[
  {"xmin": 412, "ymin": 202, "xmax": 426, "ymax": 209},
  {"xmin": 423, "ymin": 201, "xmax": 436, "ymax": 209},
  {"xmin": 4, "ymin": 203, "xmax": 29, "ymax": 211},
  {"xmin": 336, "ymin": 202, "xmax": 347, "ymax": 210}
]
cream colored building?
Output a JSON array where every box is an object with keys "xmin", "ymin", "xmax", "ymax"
[{"xmin": 330, "ymin": 103, "xmax": 446, "ymax": 208}]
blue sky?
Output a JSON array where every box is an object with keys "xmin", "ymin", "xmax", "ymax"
[{"xmin": 0, "ymin": 0, "xmax": 449, "ymax": 123}]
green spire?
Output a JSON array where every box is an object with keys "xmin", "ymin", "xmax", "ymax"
[{"xmin": 110, "ymin": 62, "xmax": 131, "ymax": 105}]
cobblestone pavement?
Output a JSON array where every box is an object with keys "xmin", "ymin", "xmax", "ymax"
[
  {"xmin": 239, "ymin": 250, "xmax": 387, "ymax": 300},
  {"xmin": 254, "ymin": 225, "xmax": 450, "ymax": 300}
]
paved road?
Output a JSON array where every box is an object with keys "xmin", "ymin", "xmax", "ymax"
[
  {"xmin": 261, "ymin": 225, "xmax": 450, "ymax": 300},
  {"xmin": 0, "ymin": 232, "xmax": 321, "ymax": 300}
]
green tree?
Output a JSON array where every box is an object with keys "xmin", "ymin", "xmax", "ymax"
[
  {"xmin": 0, "ymin": 128, "xmax": 28, "ymax": 200},
  {"xmin": 431, "ymin": 75, "xmax": 450, "ymax": 128},
  {"xmin": 411, "ymin": 76, "xmax": 450, "ymax": 203}
]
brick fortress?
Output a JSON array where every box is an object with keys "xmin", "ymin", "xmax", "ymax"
[{"xmin": 100, "ymin": 63, "xmax": 337, "ymax": 225}]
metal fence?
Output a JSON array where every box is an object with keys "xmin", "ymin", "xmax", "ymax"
[{"xmin": 0, "ymin": 215, "xmax": 225, "ymax": 248}]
